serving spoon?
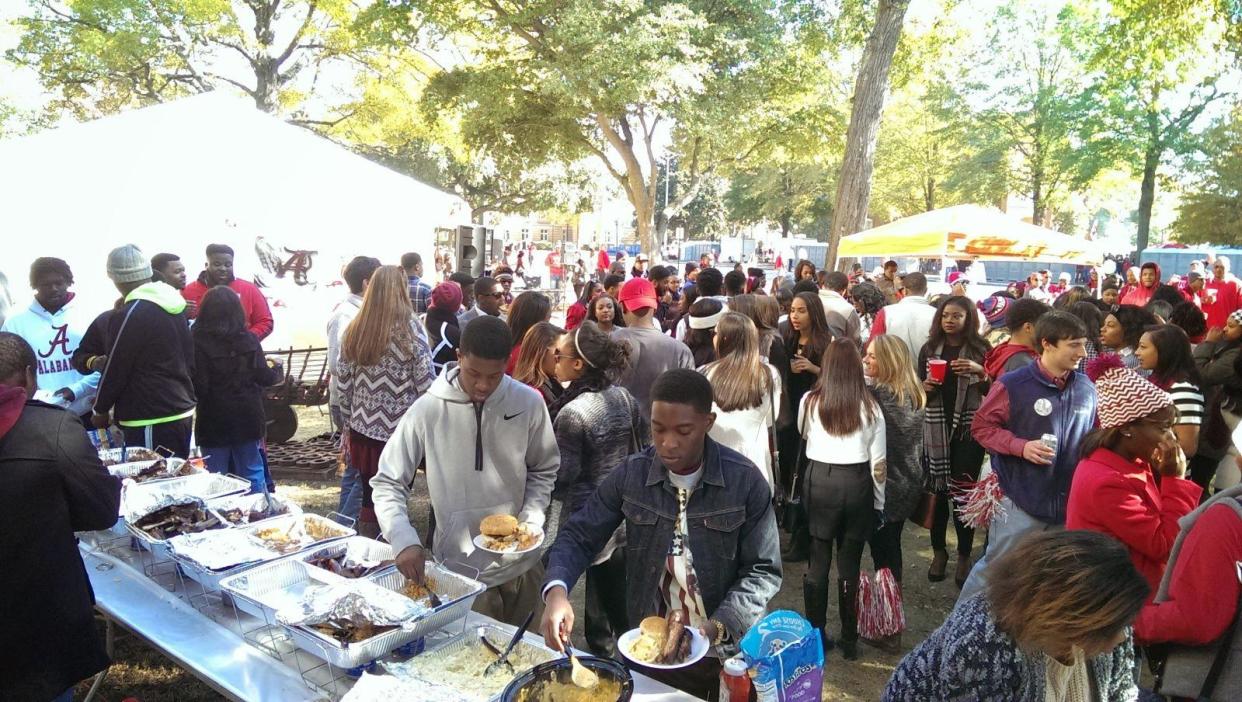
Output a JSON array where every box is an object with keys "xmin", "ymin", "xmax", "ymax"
[{"xmin": 562, "ymin": 633, "xmax": 598, "ymax": 689}]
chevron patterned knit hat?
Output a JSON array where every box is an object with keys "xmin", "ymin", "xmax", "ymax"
[{"xmin": 1086, "ymin": 354, "xmax": 1173, "ymax": 429}]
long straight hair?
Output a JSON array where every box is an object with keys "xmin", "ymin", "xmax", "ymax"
[
  {"xmin": 342, "ymin": 266, "xmax": 413, "ymax": 367},
  {"xmin": 729, "ymin": 294, "xmax": 779, "ymax": 357},
  {"xmin": 513, "ymin": 322, "xmax": 564, "ymax": 390},
  {"xmin": 785, "ymin": 291, "xmax": 832, "ymax": 363},
  {"xmin": 1142, "ymin": 324, "xmax": 1201, "ymax": 389},
  {"xmin": 703, "ymin": 313, "xmax": 773, "ymax": 411},
  {"xmin": 926, "ymin": 295, "xmax": 990, "ymax": 358},
  {"xmin": 806, "ymin": 338, "xmax": 876, "ymax": 435},
  {"xmin": 867, "ymin": 334, "xmax": 925, "ymax": 410}
]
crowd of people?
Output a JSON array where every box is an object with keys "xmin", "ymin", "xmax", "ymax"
[{"xmin": 5, "ymin": 243, "xmax": 1242, "ymax": 701}]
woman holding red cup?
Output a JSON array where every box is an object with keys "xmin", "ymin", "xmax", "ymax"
[{"xmin": 917, "ymin": 295, "xmax": 992, "ymax": 586}]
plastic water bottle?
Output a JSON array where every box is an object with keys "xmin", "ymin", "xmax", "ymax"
[{"xmin": 719, "ymin": 656, "xmax": 753, "ymax": 702}]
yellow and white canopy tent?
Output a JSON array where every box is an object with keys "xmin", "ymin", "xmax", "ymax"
[{"xmin": 837, "ymin": 204, "xmax": 1101, "ymax": 264}]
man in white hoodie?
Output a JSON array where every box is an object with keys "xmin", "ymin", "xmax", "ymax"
[
  {"xmin": 373, "ymin": 315, "xmax": 559, "ymax": 626},
  {"xmin": 2, "ymin": 258, "xmax": 99, "ymax": 420}
]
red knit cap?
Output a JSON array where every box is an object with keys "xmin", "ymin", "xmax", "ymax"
[{"xmin": 1086, "ymin": 354, "xmax": 1172, "ymax": 429}]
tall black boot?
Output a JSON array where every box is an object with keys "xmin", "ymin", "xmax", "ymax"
[
  {"xmin": 802, "ymin": 579, "xmax": 836, "ymax": 652},
  {"xmin": 838, "ymin": 579, "xmax": 859, "ymax": 660}
]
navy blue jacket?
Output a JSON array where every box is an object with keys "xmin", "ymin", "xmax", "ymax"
[{"xmin": 972, "ymin": 362, "xmax": 1097, "ymax": 524}]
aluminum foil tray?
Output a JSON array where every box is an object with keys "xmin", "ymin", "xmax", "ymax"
[
  {"xmin": 221, "ymin": 557, "xmax": 338, "ymax": 621},
  {"xmin": 122, "ymin": 472, "xmax": 251, "ymax": 520},
  {"xmin": 366, "ymin": 564, "xmax": 486, "ymax": 643},
  {"xmin": 238, "ymin": 513, "xmax": 354, "ymax": 557},
  {"xmin": 125, "ymin": 500, "xmax": 231, "ymax": 560},
  {"xmin": 298, "ymin": 536, "xmax": 396, "ymax": 579},
  {"xmin": 385, "ymin": 625, "xmax": 557, "ymax": 702},
  {"xmin": 207, "ymin": 493, "xmax": 302, "ymax": 527},
  {"xmin": 108, "ymin": 457, "xmax": 206, "ymax": 484},
  {"xmin": 169, "ymin": 530, "xmax": 288, "ymax": 591}
]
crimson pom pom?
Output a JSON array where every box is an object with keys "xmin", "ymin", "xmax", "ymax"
[{"xmin": 1086, "ymin": 353, "xmax": 1125, "ymax": 382}]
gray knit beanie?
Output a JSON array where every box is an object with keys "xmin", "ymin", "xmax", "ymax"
[{"xmin": 107, "ymin": 244, "xmax": 152, "ymax": 284}]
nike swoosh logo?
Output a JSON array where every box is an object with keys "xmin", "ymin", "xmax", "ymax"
[{"xmin": 503, "ymin": 412, "xmax": 522, "ymax": 421}]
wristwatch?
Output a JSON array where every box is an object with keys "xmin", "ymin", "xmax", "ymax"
[{"xmin": 710, "ymin": 619, "xmax": 727, "ymax": 646}]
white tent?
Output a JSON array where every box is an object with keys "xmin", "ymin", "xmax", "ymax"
[{"xmin": 0, "ymin": 92, "xmax": 468, "ymax": 346}]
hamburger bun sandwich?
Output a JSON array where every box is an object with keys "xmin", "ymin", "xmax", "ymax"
[{"xmin": 480, "ymin": 514, "xmax": 518, "ymax": 538}]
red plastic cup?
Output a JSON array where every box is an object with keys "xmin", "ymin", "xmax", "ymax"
[{"xmin": 928, "ymin": 358, "xmax": 948, "ymax": 382}]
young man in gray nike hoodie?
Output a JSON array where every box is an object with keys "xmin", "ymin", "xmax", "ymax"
[{"xmin": 372, "ymin": 316, "xmax": 559, "ymax": 626}]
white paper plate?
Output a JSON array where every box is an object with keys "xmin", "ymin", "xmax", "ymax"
[
  {"xmin": 472, "ymin": 525, "xmax": 544, "ymax": 555},
  {"xmin": 617, "ymin": 624, "xmax": 709, "ymax": 669}
]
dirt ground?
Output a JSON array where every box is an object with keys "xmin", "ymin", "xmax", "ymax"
[{"xmin": 81, "ymin": 407, "xmax": 968, "ymax": 701}]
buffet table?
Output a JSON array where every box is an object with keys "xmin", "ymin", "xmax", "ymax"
[{"xmin": 79, "ymin": 532, "xmax": 697, "ymax": 701}]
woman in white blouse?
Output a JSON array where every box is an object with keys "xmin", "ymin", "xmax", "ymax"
[
  {"xmin": 699, "ymin": 313, "xmax": 781, "ymax": 490},
  {"xmin": 799, "ymin": 338, "xmax": 886, "ymax": 661}
]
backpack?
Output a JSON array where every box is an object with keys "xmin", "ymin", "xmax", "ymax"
[{"xmin": 1152, "ymin": 484, "xmax": 1242, "ymax": 701}]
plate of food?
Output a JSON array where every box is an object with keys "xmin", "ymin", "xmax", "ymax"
[
  {"xmin": 617, "ymin": 611, "xmax": 709, "ymax": 669},
  {"xmin": 472, "ymin": 514, "xmax": 543, "ymax": 554}
]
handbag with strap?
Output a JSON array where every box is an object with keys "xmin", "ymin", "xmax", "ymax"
[
  {"xmin": 788, "ymin": 401, "xmax": 811, "ymax": 506},
  {"xmin": 1152, "ymin": 487, "xmax": 1242, "ymax": 701}
]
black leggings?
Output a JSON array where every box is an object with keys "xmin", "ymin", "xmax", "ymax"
[
  {"xmin": 868, "ymin": 520, "xmax": 905, "ymax": 582},
  {"xmin": 930, "ymin": 437, "xmax": 984, "ymax": 556},
  {"xmin": 584, "ymin": 549, "xmax": 629, "ymax": 658}
]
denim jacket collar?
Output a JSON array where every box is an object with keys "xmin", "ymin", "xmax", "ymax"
[{"xmin": 643, "ymin": 436, "xmax": 727, "ymax": 490}]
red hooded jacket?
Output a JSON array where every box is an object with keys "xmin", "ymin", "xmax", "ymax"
[
  {"xmin": 983, "ymin": 342, "xmax": 1039, "ymax": 381},
  {"xmin": 1118, "ymin": 261, "xmax": 1161, "ymax": 307}
]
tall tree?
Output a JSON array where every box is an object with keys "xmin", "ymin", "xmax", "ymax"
[
  {"xmin": 825, "ymin": 0, "xmax": 911, "ymax": 269},
  {"xmin": 944, "ymin": 4, "xmax": 1103, "ymax": 229},
  {"xmin": 1173, "ymin": 109, "xmax": 1242, "ymax": 245},
  {"xmin": 329, "ymin": 53, "xmax": 590, "ymax": 224},
  {"xmin": 371, "ymin": 0, "xmax": 829, "ymax": 254},
  {"xmin": 7, "ymin": 0, "xmax": 361, "ymax": 119},
  {"xmin": 1085, "ymin": 0, "xmax": 1230, "ymax": 252}
]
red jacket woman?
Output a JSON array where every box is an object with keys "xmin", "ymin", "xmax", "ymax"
[{"xmin": 1066, "ymin": 355, "xmax": 1202, "ymax": 595}]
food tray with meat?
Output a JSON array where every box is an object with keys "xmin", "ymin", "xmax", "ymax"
[
  {"xmin": 300, "ymin": 537, "xmax": 395, "ymax": 579},
  {"xmin": 223, "ymin": 559, "xmax": 427, "ymax": 668},
  {"xmin": 121, "ymin": 472, "xmax": 252, "ymax": 520},
  {"xmin": 99, "ymin": 446, "xmax": 163, "ymax": 466},
  {"xmin": 108, "ymin": 457, "xmax": 205, "ymax": 484},
  {"xmin": 239, "ymin": 514, "xmax": 354, "ymax": 556},
  {"xmin": 207, "ymin": 493, "xmax": 301, "ymax": 527},
  {"xmin": 383, "ymin": 625, "xmax": 558, "ymax": 702},
  {"xmin": 126, "ymin": 498, "xmax": 231, "ymax": 560}
]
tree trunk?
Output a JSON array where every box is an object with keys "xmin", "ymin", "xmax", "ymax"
[
  {"xmin": 471, "ymin": 206, "xmax": 487, "ymax": 225},
  {"xmin": 1136, "ymin": 141, "xmax": 1160, "ymax": 253},
  {"xmin": 780, "ymin": 212, "xmax": 791, "ymax": 238},
  {"xmin": 825, "ymin": 0, "xmax": 911, "ymax": 271}
]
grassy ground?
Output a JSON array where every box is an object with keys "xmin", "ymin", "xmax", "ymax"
[{"xmin": 80, "ymin": 407, "xmax": 968, "ymax": 701}]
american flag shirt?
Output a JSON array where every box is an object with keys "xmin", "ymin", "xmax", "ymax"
[{"xmin": 660, "ymin": 469, "xmax": 709, "ymax": 629}]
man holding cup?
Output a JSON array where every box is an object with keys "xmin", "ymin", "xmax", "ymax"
[{"xmin": 958, "ymin": 311, "xmax": 1097, "ymax": 601}]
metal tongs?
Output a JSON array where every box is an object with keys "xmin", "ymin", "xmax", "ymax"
[{"xmin": 483, "ymin": 610, "xmax": 535, "ymax": 677}]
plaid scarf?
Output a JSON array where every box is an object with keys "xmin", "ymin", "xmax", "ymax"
[{"xmin": 922, "ymin": 343, "xmax": 988, "ymax": 492}]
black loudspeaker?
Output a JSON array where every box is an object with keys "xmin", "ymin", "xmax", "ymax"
[{"xmin": 456, "ymin": 225, "xmax": 483, "ymax": 277}]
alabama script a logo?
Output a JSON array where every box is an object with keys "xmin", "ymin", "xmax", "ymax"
[{"xmin": 40, "ymin": 324, "xmax": 71, "ymax": 359}]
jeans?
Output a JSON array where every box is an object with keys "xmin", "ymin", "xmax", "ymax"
[
  {"xmin": 957, "ymin": 496, "xmax": 1059, "ymax": 603},
  {"xmin": 330, "ymin": 405, "xmax": 362, "ymax": 521},
  {"xmin": 202, "ymin": 440, "xmax": 267, "ymax": 493},
  {"xmin": 51, "ymin": 687, "xmax": 74, "ymax": 702}
]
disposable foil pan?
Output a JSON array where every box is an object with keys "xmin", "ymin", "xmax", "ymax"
[
  {"xmin": 122, "ymin": 472, "xmax": 251, "ymax": 521},
  {"xmin": 384, "ymin": 625, "xmax": 557, "ymax": 702},
  {"xmin": 108, "ymin": 457, "xmax": 205, "ymax": 484},
  {"xmin": 207, "ymin": 493, "xmax": 302, "ymax": 527},
  {"xmin": 221, "ymin": 557, "xmax": 337, "ymax": 621},
  {"xmin": 169, "ymin": 529, "xmax": 287, "ymax": 590},
  {"xmin": 238, "ymin": 513, "xmax": 354, "ymax": 557},
  {"xmin": 299, "ymin": 536, "xmax": 396, "ymax": 579},
  {"xmin": 125, "ymin": 498, "xmax": 231, "ymax": 560},
  {"xmin": 365, "ymin": 565, "xmax": 486, "ymax": 642}
]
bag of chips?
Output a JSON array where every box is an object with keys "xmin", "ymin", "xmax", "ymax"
[{"xmin": 740, "ymin": 610, "xmax": 824, "ymax": 702}]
